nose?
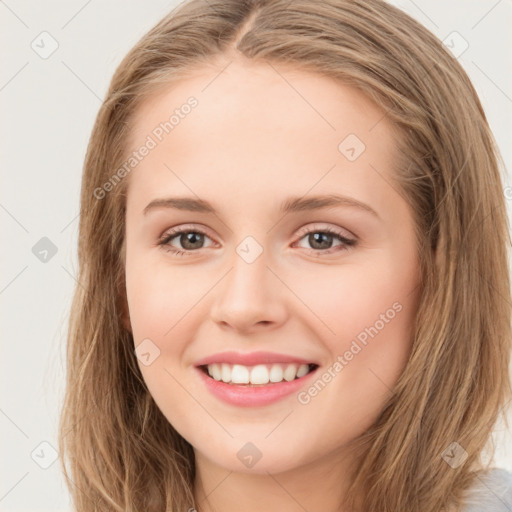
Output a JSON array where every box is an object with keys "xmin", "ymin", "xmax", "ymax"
[{"xmin": 209, "ymin": 246, "xmax": 288, "ymax": 334}]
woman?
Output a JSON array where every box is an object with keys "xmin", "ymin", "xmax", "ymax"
[{"xmin": 59, "ymin": 1, "xmax": 512, "ymax": 510}]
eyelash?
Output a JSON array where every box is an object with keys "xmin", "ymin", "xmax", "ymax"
[{"xmin": 157, "ymin": 224, "xmax": 357, "ymax": 257}]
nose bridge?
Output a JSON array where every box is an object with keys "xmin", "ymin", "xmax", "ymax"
[
  {"xmin": 222, "ymin": 236, "xmax": 271, "ymax": 306},
  {"xmin": 209, "ymin": 234, "xmax": 286, "ymax": 330}
]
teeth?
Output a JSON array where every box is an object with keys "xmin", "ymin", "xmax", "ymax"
[
  {"xmin": 251, "ymin": 364, "xmax": 270, "ymax": 385},
  {"xmin": 221, "ymin": 363, "xmax": 231, "ymax": 383},
  {"xmin": 296, "ymin": 364, "xmax": 309, "ymax": 378},
  {"xmin": 269, "ymin": 364, "xmax": 283, "ymax": 382},
  {"xmin": 210, "ymin": 363, "xmax": 222, "ymax": 381},
  {"xmin": 206, "ymin": 363, "xmax": 312, "ymax": 385},
  {"xmin": 283, "ymin": 364, "xmax": 297, "ymax": 381},
  {"xmin": 231, "ymin": 364, "xmax": 249, "ymax": 384}
]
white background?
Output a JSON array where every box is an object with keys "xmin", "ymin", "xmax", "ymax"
[{"xmin": 1, "ymin": 0, "xmax": 511, "ymax": 510}]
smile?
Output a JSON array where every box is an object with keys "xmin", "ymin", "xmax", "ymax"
[
  {"xmin": 200, "ymin": 362, "xmax": 317, "ymax": 385},
  {"xmin": 196, "ymin": 363, "xmax": 319, "ymax": 407}
]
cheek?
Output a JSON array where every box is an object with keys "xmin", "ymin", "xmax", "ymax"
[
  {"xmin": 125, "ymin": 258, "xmax": 194, "ymax": 341},
  {"xmin": 290, "ymin": 254, "xmax": 417, "ymax": 348},
  {"xmin": 294, "ymin": 296, "xmax": 417, "ymax": 448},
  {"xmin": 125, "ymin": 263, "xmax": 201, "ymax": 426},
  {"xmin": 125, "ymin": 259, "xmax": 210, "ymax": 396},
  {"xmin": 292, "ymin": 253, "xmax": 419, "ymax": 418}
]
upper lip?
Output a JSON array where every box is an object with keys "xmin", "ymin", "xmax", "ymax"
[{"xmin": 195, "ymin": 351, "xmax": 317, "ymax": 367}]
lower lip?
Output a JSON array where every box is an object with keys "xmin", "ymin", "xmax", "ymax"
[{"xmin": 196, "ymin": 367, "xmax": 318, "ymax": 407}]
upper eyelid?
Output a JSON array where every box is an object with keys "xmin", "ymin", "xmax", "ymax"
[
  {"xmin": 295, "ymin": 223, "xmax": 355, "ymax": 239},
  {"xmin": 160, "ymin": 224, "xmax": 215, "ymax": 241}
]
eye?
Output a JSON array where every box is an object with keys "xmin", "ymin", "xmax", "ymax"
[
  {"xmin": 158, "ymin": 226, "xmax": 215, "ymax": 257},
  {"xmin": 158, "ymin": 224, "xmax": 357, "ymax": 257},
  {"xmin": 293, "ymin": 224, "xmax": 357, "ymax": 255}
]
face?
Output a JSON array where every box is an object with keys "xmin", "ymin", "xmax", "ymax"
[{"xmin": 122, "ymin": 57, "xmax": 421, "ymax": 476}]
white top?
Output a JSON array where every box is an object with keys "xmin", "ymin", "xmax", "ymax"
[{"xmin": 461, "ymin": 468, "xmax": 512, "ymax": 511}]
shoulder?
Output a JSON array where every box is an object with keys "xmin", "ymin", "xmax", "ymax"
[{"xmin": 459, "ymin": 467, "xmax": 512, "ymax": 512}]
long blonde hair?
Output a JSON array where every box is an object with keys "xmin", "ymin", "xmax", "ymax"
[{"xmin": 58, "ymin": 0, "xmax": 512, "ymax": 510}]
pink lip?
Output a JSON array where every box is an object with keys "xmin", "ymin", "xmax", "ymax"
[
  {"xmin": 196, "ymin": 365, "xmax": 318, "ymax": 407},
  {"xmin": 194, "ymin": 350, "xmax": 316, "ymax": 367}
]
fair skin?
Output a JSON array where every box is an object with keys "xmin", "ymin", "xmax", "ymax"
[{"xmin": 122, "ymin": 57, "xmax": 422, "ymax": 512}]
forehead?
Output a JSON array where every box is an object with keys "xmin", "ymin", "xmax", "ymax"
[
  {"xmin": 128, "ymin": 59, "xmax": 390, "ymax": 142},
  {"xmin": 124, "ymin": 60, "xmax": 399, "ymax": 216}
]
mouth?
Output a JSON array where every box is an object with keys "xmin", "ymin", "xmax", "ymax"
[{"xmin": 198, "ymin": 362, "xmax": 319, "ymax": 386}]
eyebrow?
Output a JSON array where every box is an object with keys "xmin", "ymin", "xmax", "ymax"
[{"xmin": 143, "ymin": 194, "xmax": 379, "ymax": 218}]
